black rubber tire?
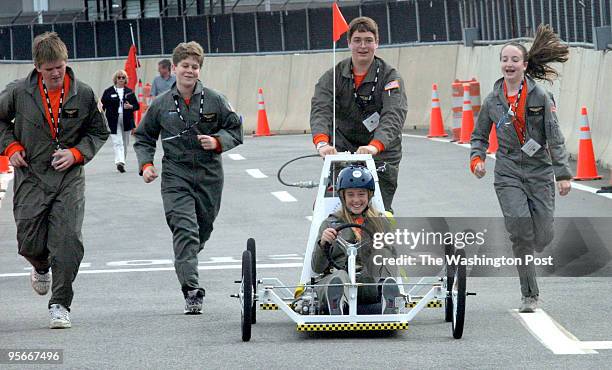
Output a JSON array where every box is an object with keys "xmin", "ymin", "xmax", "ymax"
[
  {"xmin": 241, "ymin": 250, "xmax": 253, "ymax": 342},
  {"xmin": 444, "ymin": 244, "xmax": 455, "ymax": 322},
  {"xmin": 451, "ymin": 248, "xmax": 467, "ymax": 339},
  {"xmin": 247, "ymin": 238, "xmax": 257, "ymax": 324}
]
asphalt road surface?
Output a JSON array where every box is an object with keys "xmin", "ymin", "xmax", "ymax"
[{"xmin": 1, "ymin": 133, "xmax": 611, "ymax": 369}]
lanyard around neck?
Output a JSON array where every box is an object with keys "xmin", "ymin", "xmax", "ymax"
[
  {"xmin": 350, "ymin": 60, "xmax": 379, "ymax": 108},
  {"xmin": 505, "ymin": 79, "xmax": 525, "ymax": 117},
  {"xmin": 162, "ymin": 92, "xmax": 205, "ymax": 141},
  {"xmin": 42, "ymin": 79, "xmax": 65, "ymax": 148}
]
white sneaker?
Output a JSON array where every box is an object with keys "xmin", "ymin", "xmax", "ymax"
[
  {"xmin": 31, "ymin": 269, "xmax": 51, "ymax": 295},
  {"xmin": 519, "ymin": 295, "xmax": 539, "ymax": 313},
  {"xmin": 49, "ymin": 304, "xmax": 71, "ymax": 329}
]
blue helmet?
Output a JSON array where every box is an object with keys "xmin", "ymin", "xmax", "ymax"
[{"xmin": 336, "ymin": 165, "xmax": 375, "ymax": 193}]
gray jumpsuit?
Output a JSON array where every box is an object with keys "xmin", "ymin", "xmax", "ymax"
[
  {"xmin": 310, "ymin": 57, "xmax": 408, "ymax": 211},
  {"xmin": 133, "ymin": 81, "xmax": 242, "ymax": 295},
  {"xmin": 311, "ymin": 213, "xmax": 397, "ymax": 309},
  {"xmin": 0, "ymin": 67, "xmax": 109, "ymax": 309},
  {"xmin": 470, "ymin": 77, "xmax": 572, "ymax": 297}
]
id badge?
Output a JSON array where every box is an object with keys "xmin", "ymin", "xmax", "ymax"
[
  {"xmin": 362, "ymin": 112, "xmax": 380, "ymax": 132},
  {"xmin": 521, "ymin": 138, "xmax": 541, "ymax": 157}
]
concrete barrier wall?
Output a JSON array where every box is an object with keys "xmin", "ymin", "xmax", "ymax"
[{"xmin": 1, "ymin": 44, "xmax": 610, "ymax": 168}]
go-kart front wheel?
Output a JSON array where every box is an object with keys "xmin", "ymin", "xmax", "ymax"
[
  {"xmin": 247, "ymin": 238, "xmax": 257, "ymax": 324},
  {"xmin": 241, "ymin": 250, "xmax": 253, "ymax": 342},
  {"xmin": 450, "ymin": 248, "xmax": 466, "ymax": 339}
]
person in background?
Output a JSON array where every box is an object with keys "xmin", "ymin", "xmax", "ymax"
[
  {"xmin": 150, "ymin": 59, "xmax": 176, "ymax": 98},
  {"xmin": 101, "ymin": 70, "xmax": 140, "ymax": 173}
]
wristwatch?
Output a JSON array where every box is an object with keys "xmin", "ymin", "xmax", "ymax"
[{"xmin": 316, "ymin": 141, "xmax": 329, "ymax": 150}]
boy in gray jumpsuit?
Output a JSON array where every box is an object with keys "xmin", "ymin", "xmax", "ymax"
[
  {"xmin": 0, "ymin": 32, "xmax": 109, "ymax": 328},
  {"xmin": 134, "ymin": 41, "xmax": 242, "ymax": 314},
  {"xmin": 310, "ymin": 17, "xmax": 407, "ymax": 213}
]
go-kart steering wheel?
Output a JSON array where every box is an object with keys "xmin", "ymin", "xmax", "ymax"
[{"xmin": 324, "ymin": 223, "xmax": 374, "ymax": 271}]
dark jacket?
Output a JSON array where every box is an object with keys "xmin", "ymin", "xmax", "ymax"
[{"xmin": 101, "ymin": 85, "xmax": 140, "ymax": 134}]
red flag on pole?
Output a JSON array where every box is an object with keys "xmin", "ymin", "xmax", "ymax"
[
  {"xmin": 332, "ymin": 2, "xmax": 349, "ymax": 42},
  {"xmin": 124, "ymin": 44, "xmax": 139, "ymax": 90}
]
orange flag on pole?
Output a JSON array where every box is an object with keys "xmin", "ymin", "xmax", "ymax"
[
  {"xmin": 124, "ymin": 44, "xmax": 139, "ymax": 90},
  {"xmin": 332, "ymin": 2, "xmax": 349, "ymax": 42}
]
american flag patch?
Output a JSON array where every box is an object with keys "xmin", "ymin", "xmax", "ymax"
[{"xmin": 384, "ymin": 80, "xmax": 400, "ymax": 91}]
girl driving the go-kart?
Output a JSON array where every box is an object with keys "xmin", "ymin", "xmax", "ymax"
[{"xmin": 312, "ymin": 165, "xmax": 401, "ymax": 315}]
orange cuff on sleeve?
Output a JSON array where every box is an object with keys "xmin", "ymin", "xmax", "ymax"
[
  {"xmin": 369, "ymin": 140, "xmax": 385, "ymax": 153},
  {"xmin": 4, "ymin": 141, "xmax": 25, "ymax": 158},
  {"xmin": 313, "ymin": 134, "xmax": 330, "ymax": 146},
  {"xmin": 470, "ymin": 157, "xmax": 483, "ymax": 174},
  {"xmin": 142, "ymin": 163, "xmax": 153, "ymax": 172},
  {"xmin": 69, "ymin": 148, "xmax": 84, "ymax": 164},
  {"xmin": 214, "ymin": 137, "xmax": 222, "ymax": 153}
]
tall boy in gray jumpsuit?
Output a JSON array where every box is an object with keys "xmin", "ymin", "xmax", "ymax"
[
  {"xmin": 134, "ymin": 41, "xmax": 242, "ymax": 314},
  {"xmin": 0, "ymin": 32, "xmax": 109, "ymax": 328},
  {"xmin": 310, "ymin": 17, "xmax": 407, "ymax": 212}
]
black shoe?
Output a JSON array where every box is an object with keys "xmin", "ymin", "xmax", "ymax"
[
  {"xmin": 326, "ymin": 276, "xmax": 344, "ymax": 315},
  {"xmin": 597, "ymin": 186, "xmax": 612, "ymax": 194},
  {"xmin": 116, "ymin": 163, "xmax": 126, "ymax": 173}
]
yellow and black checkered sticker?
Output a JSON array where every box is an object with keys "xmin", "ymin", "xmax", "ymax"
[
  {"xmin": 259, "ymin": 303, "xmax": 279, "ymax": 310},
  {"xmin": 406, "ymin": 300, "xmax": 443, "ymax": 308},
  {"xmin": 297, "ymin": 322, "xmax": 409, "ymax": 332}
]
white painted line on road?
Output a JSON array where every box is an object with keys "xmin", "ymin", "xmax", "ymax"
[
  {"xmin": 571, "ymin": 182, "xmax": 612, "ymax": 199},
  {"xmin": 403, "ymin": 132, "xmax": 611, "ymax": 200},
  {"xmin": 430, "ymin": 137, "xmax": 452, "ymax": 143},
  {"xmin": 305, "ymin": 216, "xmax": 313, "ymax": 221},
  {"xmin": 228, "ymin": 153, "xmax": 246, "ymax": 160},
  {"xmin": 246, "ymin": 168, "xmax": 268, "ymax": 179},
  {"xmin": 513, "ymin": 309, "xmax": 598, "ymax": 354},
  {"xmin": 269, "ymin": 254, "xmax": 303, "ymax": 260},
  {"xmin": 402, "ymin": 134, "xmax": 427, "ymax": 139},
  {"xmin": 0, "ymin": 262, "xmax": 303, "ymax": 278},
  {"xmin": 271, "ymin": 191, "xmax": 297, "ymax": 202},
  {"xmin": 578, "ymin": 341, "xmax": 612, "ymax": 350}
]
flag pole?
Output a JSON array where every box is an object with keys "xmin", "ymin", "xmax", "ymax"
[
  {"xmin": 332, "ymin": 39, "xmax": 336, "ymax": 150},
  {"xmin": 129, "ymin": 23, "xmax": 139, "ymax": 83}
]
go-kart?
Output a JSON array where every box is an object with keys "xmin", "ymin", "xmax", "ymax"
[{"xmin": 234, "ymin": 153, "xmax": 469, "ymax": 341}]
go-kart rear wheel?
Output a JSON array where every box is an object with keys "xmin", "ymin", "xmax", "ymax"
[
  {"xmin": 241, "ymin": 250, "xmax": 253, "ymax": 342},
  {"xmin": 451, "ymin": 248, "xmax": 466, "ymax": 339},
  {"xmin": 247, "ymin": 238, "xmax": 257, "ymax": 324},
  {"xmin": 444, "ymin": 244, "xmax": 455, "ymax": 322}
]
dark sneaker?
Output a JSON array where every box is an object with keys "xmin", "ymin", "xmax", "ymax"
[
  {"xmin": 381, "ymin": 277, "xmax": 401, "ymax": 314},
  {"xmin": 326, "ymin": 276, "xmax": 344, "ymax": 315},
  {"xmin": 519, "ymin": 295, "xmax": 539, "ymax": 313},
  {"xmin": 49, "ymin": 304, "xmax": 71, "ymax": 329},
  {"xmin": 184, "ymin": 289, "xmax": 205, "ymax": 315},
  {"xmin": 31, "ymin": 269, "xmax": 51, "ymax": 295},
  {"xmin": 117, "ymin": 163, "xmax": 126, "ymax": 173}
]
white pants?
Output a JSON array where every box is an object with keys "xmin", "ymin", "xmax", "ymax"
[{"xmin": 110, "ymin": 113, "xmax": 130, "ymax": 165}]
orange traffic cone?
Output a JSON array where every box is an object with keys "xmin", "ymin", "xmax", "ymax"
[
  {"xmin": 254, "ymin": 88, "xmax": 272, "ymax": 137},
  {"xmin": 487, "ymin": 125, "xmax": 498, "ymax": 154},
  {"xmin": 0, "ymin": 155, "xmax": 10, "ymax": 173},
  {"xmin": 427, "ymin": 83, "xmax": 447, "ymax": 138},
  {"xmin": 574, "ymin": 106, "xmax": 601, "ymax": 181},
  {"xmin": 458, "ymin": 84, "xmax": 474, "ymax": 144}
]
